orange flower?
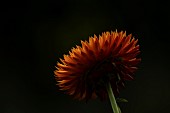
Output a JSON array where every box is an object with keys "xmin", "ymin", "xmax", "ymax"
[{"xmin": 54, "ymin": 31, "xmax": 141, "ymax": 101}]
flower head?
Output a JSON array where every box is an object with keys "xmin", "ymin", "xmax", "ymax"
[{"xmin": 54, "ymin": 31, "xmax": 141, "ymax": 101}]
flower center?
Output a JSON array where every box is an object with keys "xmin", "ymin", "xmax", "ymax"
[{"xmin": 84, "ymin": 58, "xmax": 119, "ymax": 89}]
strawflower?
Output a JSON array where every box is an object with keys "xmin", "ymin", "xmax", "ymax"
[{"xmin": 54, "ymin": 30, "xmax": 141, "ymax": 113}]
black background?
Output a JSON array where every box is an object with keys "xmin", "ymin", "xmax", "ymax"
[{"xmin": 1, "ymin": 0, "xmax": 170, "ymax": 113}]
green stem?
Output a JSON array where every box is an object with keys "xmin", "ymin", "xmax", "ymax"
[{"xmin": 106, "ymin": 82, "xmax": 120, "ymax": 113}]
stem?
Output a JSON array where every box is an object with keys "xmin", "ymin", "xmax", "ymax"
[{"xmin": 106, "ymin": 82, "xmax": 120, "ymax": 113}]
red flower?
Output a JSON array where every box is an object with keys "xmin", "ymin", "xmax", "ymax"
[{"xmin": 54, "ymin": 31, "xmax": 141, "ymax": 101}]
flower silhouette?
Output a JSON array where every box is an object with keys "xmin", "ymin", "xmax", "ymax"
[{"xmin": 54, "ymin": 31, "xmax": 141, "ymax": 101}]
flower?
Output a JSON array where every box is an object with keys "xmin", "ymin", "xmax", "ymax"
[{"xmin": 54, "ymin": 31, "xmax": 141, "ymax": 101}]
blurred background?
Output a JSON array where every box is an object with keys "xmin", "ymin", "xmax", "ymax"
[{"xmin": 1, "ymin": 0, "xmax": 170, "ymax": 113}]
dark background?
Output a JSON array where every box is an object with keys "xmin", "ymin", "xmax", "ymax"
[{"xmin": 1, "ymin": 0, "xmax": 170, "ymax": 113}]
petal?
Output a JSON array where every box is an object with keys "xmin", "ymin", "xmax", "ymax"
[
  {"xmin": 122, "ymin": 50, "xmax": 140, "ymax": 60},
  {"xmin": 123, "ymin": 58, "xmax": 141, "ymax": 66},
  {"xmin": 119, "ymin": 34, "xmax": 132, "ymax": 52},
  {"xmin": 57, "ymin": 63, "xmax": 82, "ymax": 72},
  {"xmin": 123, "ymin": 74, "xmax": 134, "ymax": 80},
  {"xmin": 63, "ymin": 55, "xmax": 77, "ymax": 64},
  {"xmin": 122, "ymin": 38, "xmax": 136, "ymax": 53}
]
